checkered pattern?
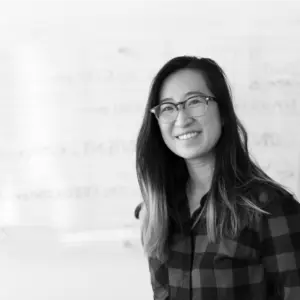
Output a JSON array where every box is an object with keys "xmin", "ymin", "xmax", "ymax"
[{"xmin": 137, "ymin": 193, "xmax": 300, "ymax": 299}]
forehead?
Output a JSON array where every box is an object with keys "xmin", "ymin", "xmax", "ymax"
[{"xmin": 159, "ymin": 68, "xmax": 212, "ymax": 102}]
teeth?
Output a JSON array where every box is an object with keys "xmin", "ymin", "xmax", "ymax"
[{"xmin": 177, "ymin": 132, "xmax": 199, "ymax": 140}]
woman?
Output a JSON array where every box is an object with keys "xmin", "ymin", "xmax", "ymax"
[{"xmin": 134, "ymin": 56, "xmax": 300, "ymax": 300}]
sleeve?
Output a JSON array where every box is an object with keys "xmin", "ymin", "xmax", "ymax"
[
  {"xmin": 148, "ymin": 256, "xmax": 169, "ymax": 300},
  {"xmin": 260, "ymin": 195, "xmax": 300, "ymax": 299}
]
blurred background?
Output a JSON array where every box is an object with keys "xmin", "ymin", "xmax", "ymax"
[{"xmin": 0, "ymin": 0, "xmax": 299, "ymax": 299}]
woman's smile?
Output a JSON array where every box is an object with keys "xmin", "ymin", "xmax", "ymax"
[{"xmin": 176, "ymin": 131, "xmax": 202, "ymax": 141}]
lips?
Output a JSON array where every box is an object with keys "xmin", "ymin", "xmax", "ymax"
[{"xmin": 175, "ymin": 131, "xmax": 202, "ymax": 139}]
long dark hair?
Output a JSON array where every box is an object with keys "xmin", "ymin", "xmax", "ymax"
[{"xmin": 135, "ymin": 55, "xmax": 293, "ymax": 261}]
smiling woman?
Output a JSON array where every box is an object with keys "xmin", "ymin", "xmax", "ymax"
[
  {"xmin": 134, "ymin": 55, "xmax": 300, "ymax": 300},
  {"xmin": 155, "ymin": 68, "xmax": 222, "ymax": 161}
]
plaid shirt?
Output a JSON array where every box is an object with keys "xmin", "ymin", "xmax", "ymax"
[{"xmin": 138, "ymin": 191, "xmax": 300, "ymax": 300}]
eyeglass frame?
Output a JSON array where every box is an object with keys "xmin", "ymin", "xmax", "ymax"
[{"xmin": 150, "ymin": 93, "xmax": 216, "ymax": 123}]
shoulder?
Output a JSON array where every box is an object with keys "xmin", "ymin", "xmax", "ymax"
[
  {"xmin": 258, "ymin": 188, "xmax": 300, "ymax": 241},
  {"xmin": 260, "ymin": 187, "xmax": 300, "ymax": 217},
  {"xmin": 249, "ymin": 181, "xmax": 298, "ymax": 213},
  {"xmin": 134, "ymin": 202, "xmax": 146, "ymax": 224},
  {"xmin": 134, "ymin": 202, "xmax": 143, "ymax": 219},
  {"xmin": 134, "ymin": 202, "xmax": 146, "ymax": 218}
]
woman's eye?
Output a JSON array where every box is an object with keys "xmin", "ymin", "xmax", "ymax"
[
  {"xmin": 161, "ymin": 105, "xmax": 174, "ymax": 112},
  {"xmin": 188, "ymin": 98, "xmax": 202, "ymax": 106},
  {"xmin": 191, "ymin": 99, "xmax": 201, "ymax": 104}
]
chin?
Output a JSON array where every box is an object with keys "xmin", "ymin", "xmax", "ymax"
[{"xmin": 175, "ymin": 150, "xmax": 204, "ymax": 160}]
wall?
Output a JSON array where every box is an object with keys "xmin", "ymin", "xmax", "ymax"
[
  {"xmin": 0, "ymin": 0, "xmax": 299, "ymax": 231},
  {"xmin": 0, "ymin": 1, "xmax": 299, "ymax": 300}
]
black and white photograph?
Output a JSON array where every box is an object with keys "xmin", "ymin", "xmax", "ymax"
[{"xmin": 0, "ymin": 0, "xmax": 299, "ymax": 299}]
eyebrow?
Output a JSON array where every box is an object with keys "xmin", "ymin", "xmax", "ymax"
[{"xmin": 160, "ymin": 91, "xmax": 208, "ymax": 103}]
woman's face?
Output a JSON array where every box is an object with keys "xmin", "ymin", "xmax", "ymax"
[{"xmin": 158, "ymin": 68, "xmax": 222, "ymax": 160}]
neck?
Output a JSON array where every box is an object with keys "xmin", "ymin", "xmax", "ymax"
[{"xmin": 185, "ymin": 154, "xmax": 215, "ymax": 193}]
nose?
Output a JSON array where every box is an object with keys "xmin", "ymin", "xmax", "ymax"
[{"xmin": 174, "ymin": 107, "xmax": 193, "ymax": 127}]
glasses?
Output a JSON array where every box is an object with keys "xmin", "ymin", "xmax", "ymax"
[{"xmin": 150, "ymin": 94, "xmax": 216, "ymax": 123}]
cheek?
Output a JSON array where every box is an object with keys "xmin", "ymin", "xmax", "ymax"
[
  {"xmin": 200, "ymin": 109, "xmax": 221, "ymax": 139},
  {"xmin": 159, "ymin": 124, "xmax": 173, "ymax": 144},
  {"xmin": 204, "ymin": 118, "xmax": 222, "ymax": 144},
  {"xmin": 159, "ymin": 125, "xmax": 180, "ymax": 154}
]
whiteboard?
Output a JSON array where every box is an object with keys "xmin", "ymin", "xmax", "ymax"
[{"xmin": 0, "ymin": 0, "xmax": 299, "ymax": 230}]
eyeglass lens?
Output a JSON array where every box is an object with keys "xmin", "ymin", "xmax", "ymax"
[{"xmin": 158, "ymin": 97, "xmax": 207, "ymax": 122}]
